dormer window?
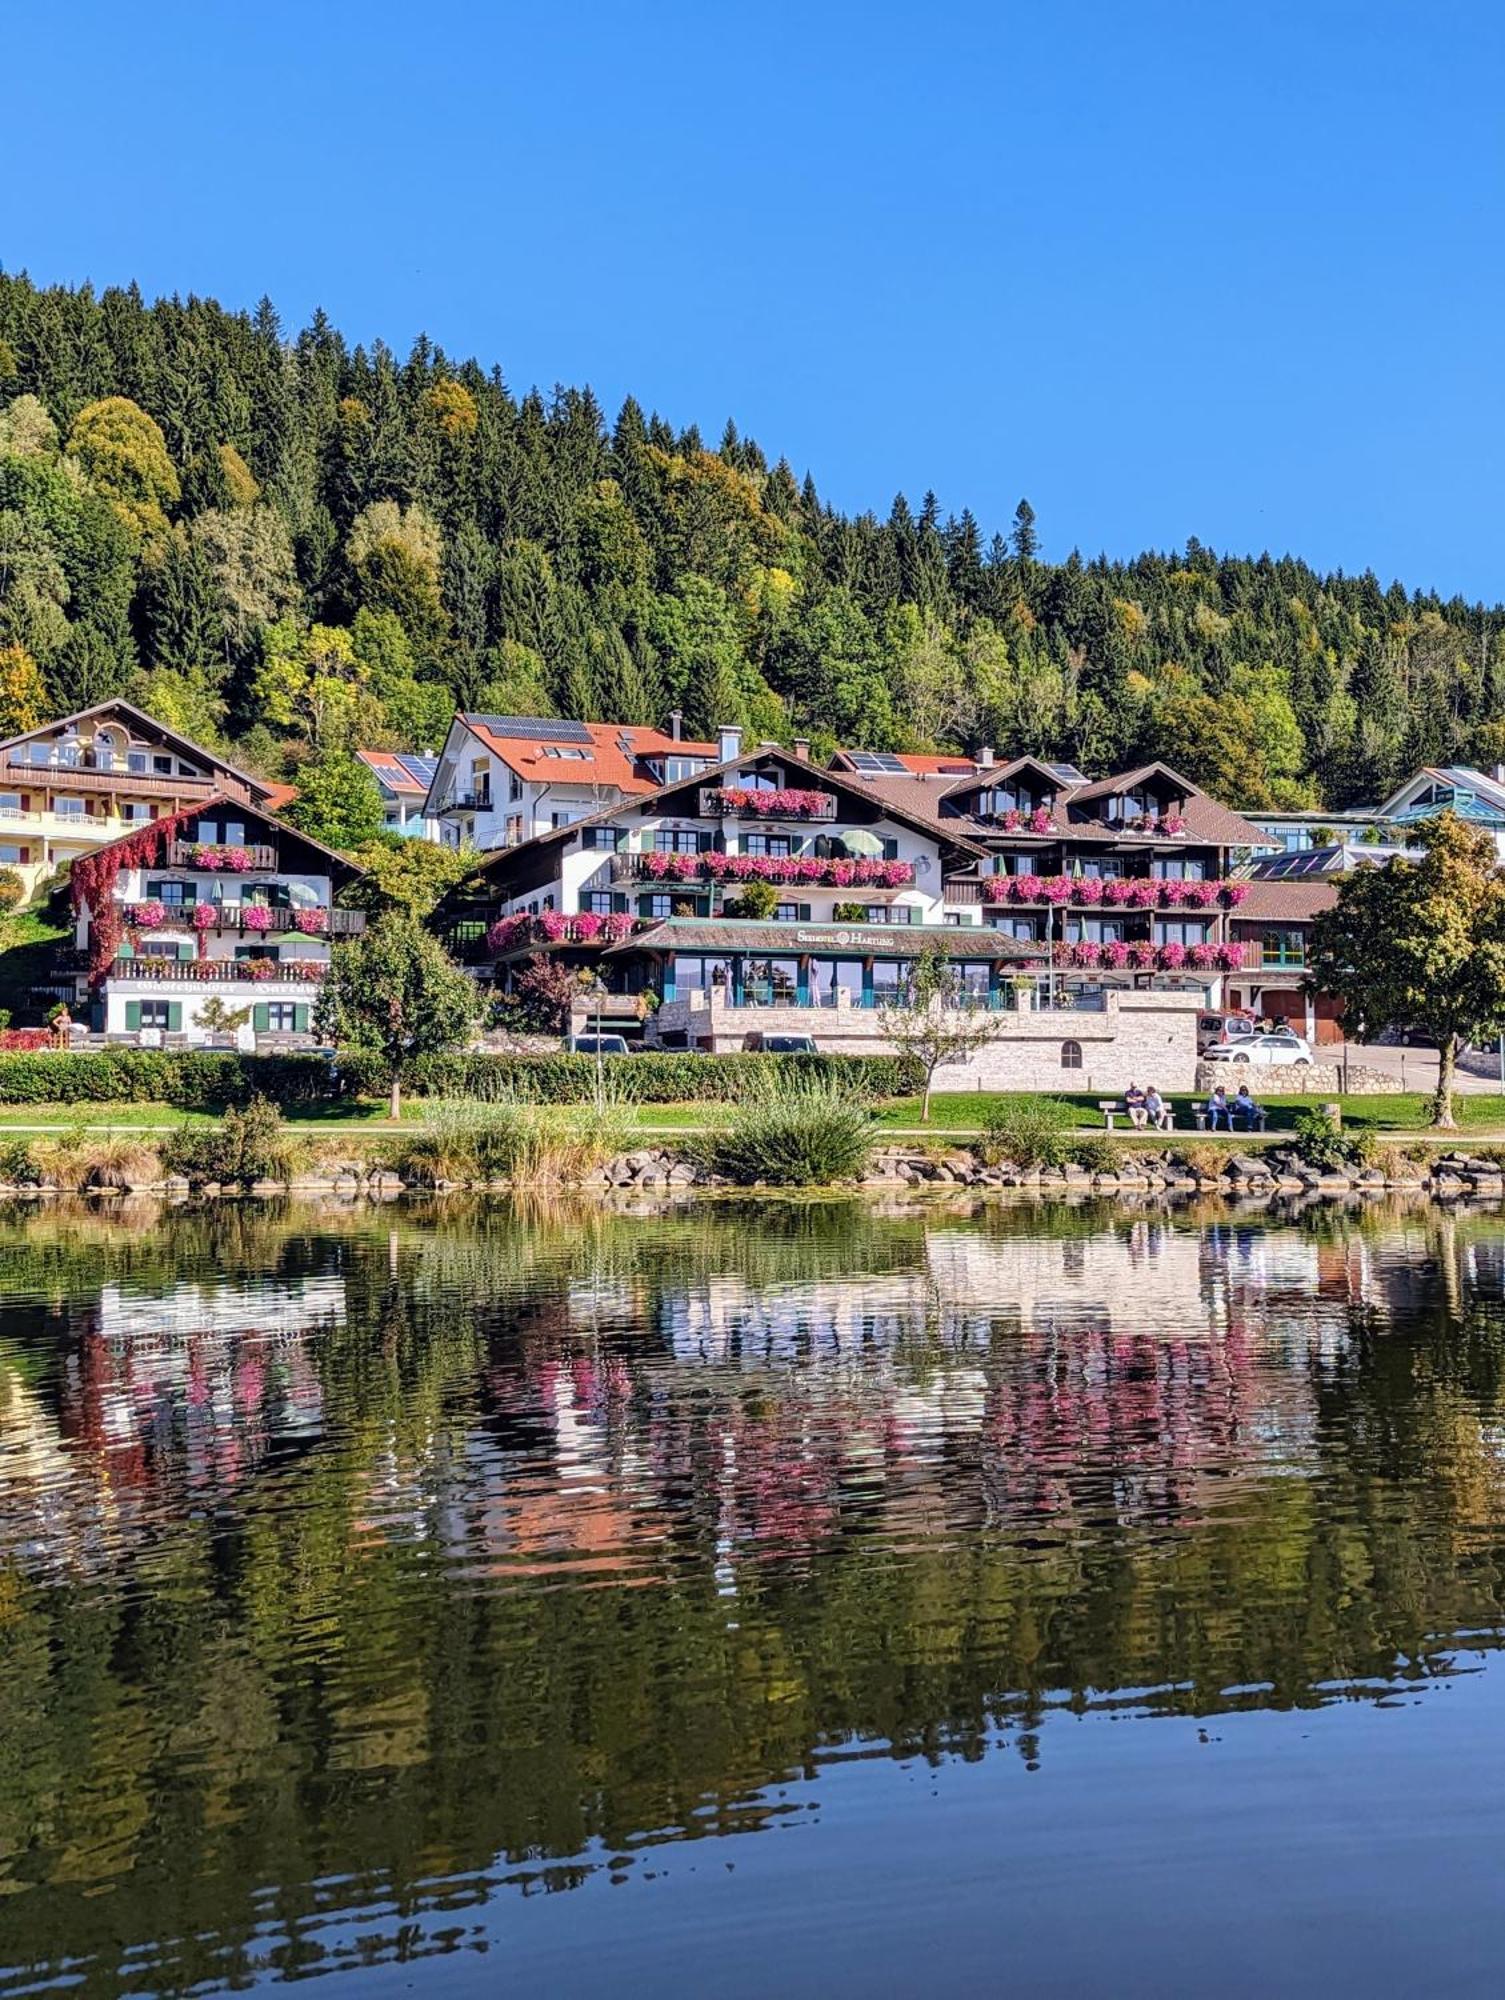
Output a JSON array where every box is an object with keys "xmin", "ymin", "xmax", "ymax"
[{"xmin": 541, "ymin": 746, "xmax": 590, "ymax": 760}]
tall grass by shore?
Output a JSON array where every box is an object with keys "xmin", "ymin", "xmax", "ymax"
[
  {"xmin": 384, "ymin": 1097, "xmax": 636, "ymax": 1187},
  {"xmin": 693, "ymin": 1078, "xmax": 874, "ymax": 1187}
]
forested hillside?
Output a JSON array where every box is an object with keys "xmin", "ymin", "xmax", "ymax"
[{"xmin": 0, "ymin": 270, "xmax": 1501, "ymax": 814}]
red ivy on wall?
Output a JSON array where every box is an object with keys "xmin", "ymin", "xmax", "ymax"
[{"xmin": 71, "ymin": 805, "xmax": 204, "ymax": 987}]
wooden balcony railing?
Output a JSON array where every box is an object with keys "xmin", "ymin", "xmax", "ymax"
[
  {"xmin": 166, "ymin": 842, "xmax": 280, "ymax": 870},
  {"xmin": 2, "ymin": 757, "xmax": 226, "ymax": 801},
  {"xmin": 697, "ymin": 786, "xmax": 838, "ymax": 821},
  {"xmin": 106, "ymin": 957, "xmax": 330, "ymax": 984}
]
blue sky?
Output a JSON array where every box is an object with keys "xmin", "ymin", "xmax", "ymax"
[{"xmin": 3, "ymin": 0, "xmax": 1501, "ymax": 598}]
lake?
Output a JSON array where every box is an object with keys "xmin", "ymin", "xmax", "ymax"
[{"xmin": 3, "ymin": 1192, "xmax": 1505, "ymax": 1996}]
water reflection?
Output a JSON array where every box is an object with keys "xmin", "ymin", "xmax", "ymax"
[{"xmin": 1, "ymin": 1195, "xmax": 1505, "ymax": 1996}]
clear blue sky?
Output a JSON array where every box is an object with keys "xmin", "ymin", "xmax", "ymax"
[{"xmin": 3, "ymin": 0, "xmax": 1501, "ymax": 598}]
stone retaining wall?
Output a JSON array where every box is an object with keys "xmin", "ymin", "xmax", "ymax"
[{"xmin": 1193, "ymin": 1058, "xmax": 1401, "ymax": 1096}]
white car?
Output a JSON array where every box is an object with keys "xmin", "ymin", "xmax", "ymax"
[{"xmin": 1205, "ymin": 1028, "xmax": 1313, "ymax": 1068}]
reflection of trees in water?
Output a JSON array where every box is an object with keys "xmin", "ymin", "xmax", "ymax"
[{"xmin": 3, "ymin": 1196, "xmax": 1505, "ymax": 1994}]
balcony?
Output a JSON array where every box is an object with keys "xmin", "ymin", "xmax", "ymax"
[
  {"xmin": 4, "ymin": 751, "xmax": 224, "ymax": 800},
  {"xmin": 123, "ymin": 903, "xmax": 364, "ymax": 937},
  {"xmin": 167, "ymin": 842, "xmax": 279, "ymax": 871},
  {"xmin": 942, "ymin": 879, "xmax": 987, "ymax": 904},
  {"xmin": 611, "ymin": 852, "xmax": 915, "ymax": 890},
  {"xmin": 698, "ymin": 786, "xmax": 837, "ymax": 821},
  {"xmin": 437, "ymin": 790, "xmax": 492, "ymax": 814},
  {"xmin": 105, "ymin": 957, "xmax": 330, "ymax": 984}
]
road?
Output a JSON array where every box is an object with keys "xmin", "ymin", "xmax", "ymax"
[{"xmin": 1336, "ymin": 1038, "xmax": 1505, "ymax": 1097}]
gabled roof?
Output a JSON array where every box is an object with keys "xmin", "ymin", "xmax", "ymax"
[
  {"xmin": 465, "ymin": 746, "xmax": 987, "ymax": 885},
  {"xmin": 451, "ymin": 714, "xmax": 718, "ymax": 795},
  {"xmin": 1064, "ymin": 760, "xmax": 1202, "ymax": 806},
  {"xmin": 1377, "ymin": 765, "xmax": 1505, "ymax": 821},
  {"xmin": 1232, "ymin": 880, "xmax": 1340, "ymax": 922},
  {"xmin": 357, "ymin": 749, "xmax": 438, "ymax": 796},
  {"xmin": 72, "ymin": 792, "xmax": 365, "ymax": 884},
  {"xmin": 0, "ymin": 700, "xmax": 279, "ymax": 803}
]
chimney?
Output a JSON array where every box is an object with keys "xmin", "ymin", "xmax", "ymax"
[
  {"xmin": 718, "ymin": 724, "xmax": 743, "ymax": 762},
  {"xmin": 1494, "ymin": 763, "xmax": 1504, "ymax": 785},
  {"xmin": 668, "ymin": 710, "xmax": 683, "ymax": 742},
  {"xmin": 976, "ymin": 746, "xmax": 995, "ymax": 768},
  {"xmin": 792, "ymin": 736, "xmax": 811, "ymax": 761}
]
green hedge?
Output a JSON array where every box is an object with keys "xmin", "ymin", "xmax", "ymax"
[
  {"xmin": 0, "ymin": 1048, "xmax": 921, "ymax": 1108},
  {"xmin": 0, "ymin": 1051, "xmax": 346, "ymax": 1107}
]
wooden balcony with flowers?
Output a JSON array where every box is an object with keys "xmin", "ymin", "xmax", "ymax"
[
  {"xmin": 1048, "ymin": 939, "xmax": 1247, "ymax": 973},
  {"xmin": 122, "ymin": 901, "xmax": 363, "ymax": 937},
  {"xmin": 698, "ymin": 785, "xmax": 838, "ymax": 821},
  {"xmin": 947, "ymin": 873, "xmax": 1250, "ymax": 911},
  {"xmin": 485, "ymin": 910, "xmax": 642, "ymax": 956},
  {"xmin": 166, "ymin": 840, "xmax": 280, "ymax": 871},
  {"xmin": 614, "ymin": 852, "xmax": 915, "ymax": 890}
]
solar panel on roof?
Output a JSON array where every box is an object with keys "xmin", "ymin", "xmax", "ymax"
[
  {"xmin": 847, "ymin": 750, "xmax": 907, "ymax": 774},
  {"xmin": 1047, "ymin": 762, "xmax": 1088, "ymax": 784},
  {"xmin": 395, "ymin": 754, "xmax": 438, "ymax": 787},
  {"xmin": 469, "ymin": 715, "xmax": 594, "ymax": 743}
]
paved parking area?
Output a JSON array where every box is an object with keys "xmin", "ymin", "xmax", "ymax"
[{"xmin": 1336, "ymin": 1039, "xmax": 1505, "ymax": 1096}]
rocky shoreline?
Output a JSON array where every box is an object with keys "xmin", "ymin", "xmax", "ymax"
[{"xmin": 5, "ymin": 1140, "xmax": 1501, "ymax": 1203}]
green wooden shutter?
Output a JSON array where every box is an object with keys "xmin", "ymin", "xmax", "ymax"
[
  {"xmin": 612, "ymin": 892, "xmax": 629, "ymax": 914},
  {"xmin": 294, "ymin": 1004, "xmax": 310, "ymax": 1034},
  {"xmin": 124, "ymin": 1001, "xmax": 142, "ymax": 1031},
  {"xmin": 167, "ymin": 1002, "xmax": 183, "ymax": 1032},
  {"xmin": 883, "ymin": 838, "xmax": 900, "ymax": 861},
  {"xmin": 117, "ymin": 938, "xmax": 134, "ymax": 960},
  {"xmin": 178, "ymin": 941, "xmax": 195, "ymax": 960},
  {"xmin": 253, "ymin": 1002, "xmax": 270, "ymax": 1033},
  {"xmin": 798, "ymin": 902, "xmax": 812, "ymax": 921}
]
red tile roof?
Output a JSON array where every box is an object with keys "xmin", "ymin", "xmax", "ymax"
[
  {"xmin": 461, "ymin": 718, "xmax": 718, "ymax": 795},
  {"xmin": 356, "ymin": 749, "xmax": 427, "ymax": 794}
]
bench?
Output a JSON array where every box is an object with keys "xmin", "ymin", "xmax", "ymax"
[
  {"xmin": 1098, "ymin": 1098, "xmax": 1175, "ymax": 1133},
  {"xmin": 1194, "ymin": 1105, "xmax": 1268, "ymax": 1132}
]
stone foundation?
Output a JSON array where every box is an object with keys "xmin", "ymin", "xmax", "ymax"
[{"xmin": 1193, "ymin": 1059, "xmax": 1401, "ymax": 1095}]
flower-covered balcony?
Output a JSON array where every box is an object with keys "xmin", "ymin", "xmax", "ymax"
[
  {"xmin": 697, "ymin": 785, "xmax": 838, "ymax": 821},
  {"xmin": 122, "ymin": 901, "xmax": 362, "ymax": 937},
  {"xmin": 166, "ymin": 840, "xmax": 280, "ymax": 871},
  {"xmin": 614, "ymin": 853, "xmax": 915, "ymax": 891},
  {"xmin": 946, "ymin": 873, "xmax": 1249, "ymax": 911}
]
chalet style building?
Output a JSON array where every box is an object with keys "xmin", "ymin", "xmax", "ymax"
[
  {"xmin": 423, "ymin": 713, "xmax": 719, "ymax": 851},
  {"xmin": 829, "ymin": 750, "xmax": 1273, "ymax": 983},
  {"xmin": 0, "ymin": 702, "xmax": 284, "ymax": 902},
  {"xmin": 68, "ymin": 797, "xmax": 364, "ymax": 1047}
]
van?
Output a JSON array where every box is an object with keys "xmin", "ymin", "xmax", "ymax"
[{"xmin": 566, "ymin": 1033, "xmax": 630, "ymax": 1056}]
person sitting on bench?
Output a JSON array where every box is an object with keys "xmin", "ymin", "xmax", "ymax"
[
  {"xmin": 1144, "ymin": 1084, "xmax": 1173, "ymax": 1132},
  {"xmin": 1124, "ymin": 1081, "xmax": 1148, "ymax": 1129},
  {"xmin": 1205, "ymin": 1084, "xmax": 1232, "ymax": 1132},
  {"xmin": 1232, "ymin": 1082, "xmax": 1260, "ymax": 1131}
]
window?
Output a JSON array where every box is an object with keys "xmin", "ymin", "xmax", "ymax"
[
  {"xmin": 138, "ymin": 1000, "xmax": 173, "ymax": 1030},
  {"xmin": 870, "ymin": 959, "xmax": 913, "ymax": 1005},
  {"xmin": 0, "ymin": 793, "xmax": 21, "ymax": 813},
  {"xmin": 654, "ymin": 829, "xmax": 705, "ymax": 854},
  {"xmin": 551, "ymin": 811, "xmax": 576, "ymax": 830},
  {"xmin": 1065, "ymin": 917, "xmax": 1124, "ymax": 944},
  {"xmin": 1060, "ymin": 1039, "xmax": 1083, "ymax": 1070},
  {"xmin": 672, "ymin": 954, "xmax": 734, "ymax": 996},
  {"xmin": 127, "ymin": 750, "xmax": 148, "ymax": 774},
  {"xmin": 953, "ymin": 962, "xmax": 993, "ymax": 1008},
  {"xmin": 148, "ymin": 880, "xmax": 196, "ymax": 906},
  {"xmin": 54, "ymin": 797, "xmax": 84, "ymax": 818},
  {"xmin": 541, "ymin": 745, "xmax": 590, "ymax": 760},
  {"xmin": 153, "ymin": 754, "xmax": 173, "ymax": 775},
  {"xmin": 865, "ymin": 904, "xmax": 917, "ymax": 925},
  {"xmin": 998, "ymin": 916, "xmax": 1041, "ymax": 941},
  {"xmin": 265, "ymin": 1002, "xmax": 300, "ymax": 1033},
  {"xmin": 743, "ymin": 833, "xmax": 792, "ymax": 858},
  {"xmin": 139, "ymin": 940, "xmax": 183, "ymax": 959},
  {"xmin": 221, "ymin": 822, "xmax": 246, "ymax": 847},
  {"xmin": 581, "ymin": 825, "xmax": 623, "ymax": 851},
  {"xmin": 508, "ymin": 770, "xmax": 523, "ymax": 801},
  {"xmin": 742, "ymin": 957, "xmax": 799, "ymax": 1006},
  {"xmin": 27, "ymin": 743, "xmax": 51, "ymax": 766},
  {"xmin": 1261, "ymin": 929, "xmax": 1305, "ymax": 967},
  {"xmin": 774, "ymin": 901, "xmax": 811, "ymax": 923},
  {"xmin": 1079, "ymin": 856, "xmax": 1124, "ymax": 880},
  {"xmin": 1152, "ymin": 857, "xmax": 1207, "ymax": 881},
  {"xmin": 0, "ymin": 843, "xmax": 27, "ymax": 864},
  {"xmin": 583, "ymin": 892, "xmax": 617, "ymax": 915},
  {"xmin": 812, "ymin": 958, "xmax": 865, "ymax": 1008},
  {"xmin": 122, "ymin": 802, "xmax": 152, "ymax": 824},
  {"xmin": 643, "ymin": 894, "xmax": 675, "ymax": 919},
  {"xmin": 196, "ymin": 819, "xmax": 218, "ymax": 843},
  {"xmin": 1154, "ymin": 919, "xmax": 1211, "ymax": 947},
  {"xmin": 664, "ymin": 756, "xmax": 707, "ymax": 782}
]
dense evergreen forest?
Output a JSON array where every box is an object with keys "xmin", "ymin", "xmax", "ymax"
[{"xmin": 0, "ymin": 269, "xmax": 1501, "ymax": 816}]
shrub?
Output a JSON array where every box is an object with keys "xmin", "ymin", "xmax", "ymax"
[
  {"xmin": 0, "ymin": 1050, "xmax": 346, "ymax": 1107},
  {"xmin": 0, "ymin": 867, "xmax": 23, "ymax": 912},
  {"xmin": 0, "ymin": 1135, "xmax": 41, "ymax": 1185},
  {"xmin": 38, "ymin": 1130, "xmax": 162, "ymax": 1192},
  {"xmin": 160, "ymin": 1097, "xmax": 298, "ymax": 1189},
  {"xmin": 976, "ymin": 1096, "xmax": 1074, "ymax": 1170},
  {"xmin": 1068, "ymin": 1134, "xmax": 1117, "ymax": 1174},
  {"xmin": 386, "ymin": 1097, "xmax": 635, "ymax": 1186},
  {"xmin": 695, "ymin": 1079, "xmax": 874, "ymax": 1187},
  {"xmin": 1291, "ymin": 1105, "xmax": 1359, "ymax": 1172},
  {"xmin": 1177, "ymin": 1142, "xmax": 1229, "ymax": 1179}
]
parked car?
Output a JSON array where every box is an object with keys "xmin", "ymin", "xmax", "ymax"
[
  {"xmin": 742, "ymin": 1031, "xmax": 819, "ymax": 1054},
  {"xmin": 567, "ymin": 1033, "xmax": 630, "ymax": 1056},
  {"xmin": 1204, "ymin": 1027, "xmax": 1313, "ymax": 1067},
  {"xmin": 1197, "ymin": 1010, "xmax": 1256, "ymax": 1052}
]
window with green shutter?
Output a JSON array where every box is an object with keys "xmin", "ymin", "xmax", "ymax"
[
  {"xmin": 124, "ymin": 1000, "xmax": 141, "ymax": 1032},
  {"xmin": 253, "ymin": 1003, "xmax": 270, "ymax": 1033},
  {"xmin": 167, "ymin": 1002, "xmax": 182, "ymax": 1032}
]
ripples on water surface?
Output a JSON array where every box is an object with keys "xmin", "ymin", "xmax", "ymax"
[{"xmin": 3, "ymin": 1194, "xmax": 1505, "ymax": 1996}]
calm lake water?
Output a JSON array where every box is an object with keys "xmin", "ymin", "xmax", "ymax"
[{"xmin": 4, "ymin": 1192, "xmax": 1505, "ymax": 1997}]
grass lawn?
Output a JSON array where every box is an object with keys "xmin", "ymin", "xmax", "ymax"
[
  {"xmin": 0, "ymin": 911, "xmax": 70, "ymax": 1024},
  {"xmin": 2, "ymin": 1088, "xmax": 1503, "ymax": 1142}
]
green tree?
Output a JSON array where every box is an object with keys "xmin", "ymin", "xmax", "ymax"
[
  {"xmin": 1307, "ymin": 812, "xmax": 1505, "ymax": 1127},
  {"xmin": 345, "ymin": 835, "xmax": 473, "ymax": 920},
  {"xmin": 315, "ymin": 914, "xmax": 478, "ymax": 1117},
  {"xmin": 65, "ymin": 396, "xmax": 180, "ymax": 543},
  {"xmin": 282, "ymin": 752, "xmax": 385, "ymax": 849}
]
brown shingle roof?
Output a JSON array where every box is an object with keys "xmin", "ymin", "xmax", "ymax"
[
  {"xmin": 607, "ymin": 918, "xmax": 1046, "ymax": 959},
  {"xmin": 1233, "ymin": 881, "xmax": 1339, "ymax": 922}
]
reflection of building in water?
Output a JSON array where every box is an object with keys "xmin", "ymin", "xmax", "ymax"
[{"xmin": 0, "ymin": 1277, "xmax": 344, "ymax": 1577}]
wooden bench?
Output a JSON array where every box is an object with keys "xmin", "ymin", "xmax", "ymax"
[
  {"xmin": 1098, "ymin": 1098, "xmax": 1176, "ymax": 1133},
  {"xmin": 1194, "ymin": 1105, "xmax": 1268, "ymax": 1132}
]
